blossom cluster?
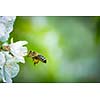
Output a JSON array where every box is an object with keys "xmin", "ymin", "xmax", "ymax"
[{"xmin": 0, "ymin": 16, "xmax": 28, "ymax": 83}]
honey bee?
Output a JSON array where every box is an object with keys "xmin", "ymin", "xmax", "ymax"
[{"xmin": 28, "ymin": 51, "xmax": 47, "ymax": 65}]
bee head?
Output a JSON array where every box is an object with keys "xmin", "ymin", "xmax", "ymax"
[
  {"xmin": 28, "ymin": 51, "xmax": 38, "ymax": 57},
  {"xmin": 28, "ymin": 51, "xmax": 33, "ymax": 57},
  {"xmin": 32, "ymin": 51, "xmax": 38, "ymax": 56}
]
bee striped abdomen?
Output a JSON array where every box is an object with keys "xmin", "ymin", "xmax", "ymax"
[{"xmin": 38, "ymin": 55, "xmax": 46, "ymax": 63}]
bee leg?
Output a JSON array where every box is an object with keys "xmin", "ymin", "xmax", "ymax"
[{"xmin": 34, "ymin": 62, "xmax": 36, "ymax": 65}]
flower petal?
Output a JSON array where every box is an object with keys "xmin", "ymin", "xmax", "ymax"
[
  {"xmin": 0, "ymin": 52, "xmax": 5, "ymax": 68},
  {"xmin": 0, "ymin": 16, "xmax": 16, "ymax": 42},
  {"xmin": 5, "ymin": 62, "xmax": 19, "ymax": 78},
  {"xmin": 9, "ymin": 40, "xmax": 28, "ymax": 63}
]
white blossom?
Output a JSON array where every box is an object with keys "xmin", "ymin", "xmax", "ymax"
[
  {"xmin": 0, "ymin": 39, "xmax": 28, "ymax": 83},
  {"xmin": 0, "ymin": 51, "xmax": 20, "ymax": 83},
  {"xmin": 0, "ymin": 16, "xmax": 28, "ymax": 83},
  {"xmin": 9, "ymin": 40, "xmax": 28, "ymax": 63},
  {"xmin": 0, "ymin": 16, "xmax": 16, "ymax": 42},
  {"xmin": 4, "ymin": 51, "xmax": 20, "ymax": 78}
]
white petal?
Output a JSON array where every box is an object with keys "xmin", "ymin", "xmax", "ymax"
[
  {"xmin": 9, "ymin": 40, "xmax": 28, "ymax": 63},
  {"xmin": 0, "ymin": 23, "xmax": 6, "ymax": 36},
  {"xmin": 1, "ymin": 16, "xmax": 16, "ymax": 22},
  {"xmin": 0, "ymin": 16, "xmax": 16, "ymax": 42},
  {"xmin": 0, "ymin": 52, "xmax": 5, "ymax": 68},
  {"xmin": 13, "ymin": 55, "xmax": 25, "ymax": 63},
  {"xmin": 10, "ymin": 41, "xmax": 28, "ymax": 47},
  {"xmin": 5, "ymin": 62, "xmax": 19, "ymax": 78},
  {"xmin": 3, "ymin": 69, "xmax": 12, "ymax": 83}
]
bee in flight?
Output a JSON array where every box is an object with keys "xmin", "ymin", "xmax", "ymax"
[{"xmin": 28, "ymin": 51, "xmax": 47, "ymax": 65}]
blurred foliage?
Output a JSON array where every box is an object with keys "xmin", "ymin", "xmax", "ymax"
[{"xmin": 9, "ymin": 16, "xmax": 100, "ymax": 82}]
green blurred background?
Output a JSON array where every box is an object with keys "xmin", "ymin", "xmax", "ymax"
[{"xmin": 11, "ymin": 16, "xmax": 100, "ymax": 82}]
